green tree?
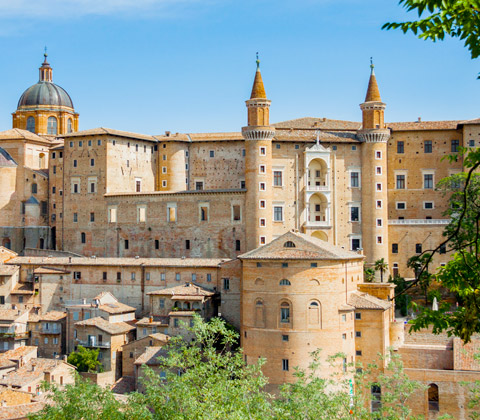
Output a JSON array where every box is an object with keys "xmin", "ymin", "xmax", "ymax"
[
  {"xmin": 364, "ymin": 266, "xmax": 376, "ymax": 283},
  {"xmin": 407, "ymin": 253, "xmax": 433, "ymax": 306},
  {"xmin": 374, "ymin": 258, "xmax": 389, "ymax": 283},
  {"xmin": 383, "ymin": 0, "xmax": 480, "ymax": 76},
  {"xmin": 29, "ymin": 374, "xmax": 148, "ymax": 420},
  {"xmin": 67, "ymin": 345, "xmax": 103, "ymax": 373}
]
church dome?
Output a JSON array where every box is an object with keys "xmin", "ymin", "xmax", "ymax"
[{"xmin": 17, "ymin": 81, "xmax": 74, "ymax": 109}]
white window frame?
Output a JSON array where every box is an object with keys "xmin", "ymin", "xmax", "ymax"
[
  {"xmin": 259, "ymin": 236, "xmax": 266, "ymax": 245},
  {"xmin": 259, "ymin": 182, "xmax": 266, "ymax": 191},
  {"xmin": 422, "ymin": 170, "xmax": 435, "ymax": 190},
  {"xmin": 376, "ymin": 218, "xmax": 383, "ymax": 227},
  {"xmin": 273, "ymin": 204, "xmax": 284, "ymax": 222},
  {"xmin": 423, "ymin": 201, "xmax": 435, "ymax": 210},
  {"xmin": 162, "ymin": 166, "xmax": 167, "ymax": 174},
  {"xmin": 376, "ymin": 200, "xmax": 383, "ymax": 209},
  {"xmin": 88, "ymin": 177, "xmax": 97, "ymax": 194},
  {"xmin": 395, "ymin": 170, "xmax": 408, "ymax": 190},
  {"xmin": 259, "ymin": 218, "xmax": 266, "ymax": 227},
  {"xmin": 198, "ymin": 202, "xmax": 210, "ymax": 222},
  {"xmin": 231, "ymin": 204, "xmax": 242, "ymax": 222},
  {"xmin": 348, "ymin": 203, "xmax": 361, "ymax": 222},
  {"xmin": 349, "ymin": 235, "xmax": 362, "ymax": 251},
  {"xmin": 71, "ymin": 178, "xmax": 80, "ymax": 194},
  {"xmin": 273, "ymin": 167, "xmax": 284, "ymax": 187},
  {"xmin": 376, "ymin": 182, "xmax": 382, "ymax": 192},
  {"xmin": 259, "ymin": 146, "xmax": 266, "ymax": 156},
  {"xmin": 348, "ymin": 169, "xmax": 361, "ymax": 188},
  {"xmin": 375, "ymin": 150, "xmax": 382, "ymax": 160},
  {"xmin": 396, "ymin": 201, "xmax": 406, "ymax": 210},
  {"xmin": 162, "ymin": 180, "xmax": 167, "ymax": 188},
  {"xmin": 259, "ymin": 164, "xmax": 266, "ymax": 174},
  {"xmin": 259, "ymin": 200, "xmax": 266, "ymax": 209},
  {"xmin": 375, "ymin": 166, "xmax": 382, "ymax": 175},
  {"xmin": 376, "ymin": 235, "xmax": 383, "ymax": 245}
]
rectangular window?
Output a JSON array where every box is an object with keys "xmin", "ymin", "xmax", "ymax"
[
  {"xmin": 355, "ymin": 313, "xmax": 361, "ymax": 320},
  {"xmin": 232, "ymin": 205, "xmax": 241, "ymax": 221},
  {"xmin": 469, "ymin": 139, "xmax": 475, "ymax": 147},
  {"xmin": 282, "ymin": 334, "xmax": 289, "ymax": 342},
  {"xmin": 155, "ymin": 239, "xmax": 159, "ymax": 249},
  {"xmin": 207, "ymin": 273, "xmax": 212, "ymax": 282},
  {"xmin": 355, "ymin": 331, "xmax": 362, "ymax": 337},
  {"xmin": 375, "ymin": 151, "xmax": 382, "ymax": 159},
  {"xmin": 376, "ymin": 166, "xmax": 382, "ymax": 175},
  {"xmin": 356, "ymin": 350, "xmax": 362, "ymax": 356},
  {"xmin": 397, "ymin": 141, "xmax": 404, "ymax": 153},
  {"xmin": 311, "ymin": 263, "xmax": 317, "ymax": 268},
  {"xmin": 259, "ymin": 165, "xmax": 266, "ymax": 173},
  {"xmin": 396, "ymin": 175, "xmax": 405, "ymax": 189},
  {"xmin": 350, "ymin": 172, "xmax": 359, "ymax": 188},
  {"xmin": 376, "ymin": 183, "xmax": 382, "ymax": 191},
  {"xmin": 424, "ymin": 140, "xmax": 432, "ymax": 153},
  {"xmin": 260, "ymin": 236, "xmax": 266, "ymax": 245},
  {"xmin": 90, "ymin": 212, "xmax": 95, "ymax": 222},
  {"xmin": 167, "ymin": 203, "xmax": 177, "ymax": 222},
  {"xmin": 424, "ymin": 174, "xmax": 434, "ymax": 189},
  {"xmin": 52, "ymin": 186, "xmax": 56, "ymax": 194},
  {"xmin": 259, "ymin": 200, "xmax": 266, "ymax": 209},
  {"xmin": 376, "ymin": 200, "xmax": 382, "ymax": 209},
  {"xmin": 136, "ymin": 180, "xmax": 141, "ymax": 192},
  {"xmin": 273, "ymin": 171, "xmax": 283, "ymax": 186},
  {"xmin": 376, "ymin": 218, "xmax": 382, "ymax": 227},
  {"xmin": 159, "ymin": 299, "xmax": 165, "ymax": 308},
  {"xmin": 109, "ymin": 207, "xmax": 117, "ymax": 223},
  {"xmin": 192, "ymin": 273, "xmax": 197, "ymax": 282},
  {"xmin": 200, "ymin": 206, "xmax": 209, "ymax": 221},
  {"xmin": 451, "ymin": 139, "xmax": 460, "ymax": 152},
  {"xmin": 223, "ymin": 278, "xmax": 230, "ymax": 290},
  {"xmin": 424, "ymin": 201, "xmax": 434, "ymax": 209},
  {"xmin": 90, "ymin": 158, "xmax": 95, "ymax": 166},
  {"xmin": 73, "ymin": 272, "xmax": 81, "ymax": 280},
  {"xmin": 162, "ymin": 167, "xmax": 167, "ymax": 174},
  {"xmin": 117, "ymin": 272, "xmax": 121, "ymax": 281},
  {"xmin": 440, "ymin": 243, "xmax": 447, "ymax": 254},
  {"xmin": 259, "ymin": 147, "xmax": 266, "ymax": 156},
  {"xmin": 396, "ymin": 202, "xmax": 406, "ymax": 210},
  {"xmin": 102, "ymin": 272, "xmax": 107, "ymax": 280},
  {"xmin": 259, "ymin": 182, "xmax": 266, "ymax": 191},
  {"xmin": 282, "ymin": 359, "xmax": 289, "ymax": 371},
  {"xmin": 146, "ymin": 272, "xmax": 150, "ymax": 281},
  {"xmin": 186, "ymin": 240, "xmax": 190, "ymax": 250},
  {"xmin": 351, "ymin": 238, "xmax": 361, "ymax": 251},
  {"xmin": 125, "ymin": 239, "xmax": 129, "ymax": 250},
  {"xmin": 176, "ymin": 273, "xmax": 181, "ymax": 282},
  {"xmin": 259, "ymin": 218, "xmax": 266, "ymax": 227},
  {"xmin": 416, "ymin": 243, "xmax": 422, "ymax": 254},
  {"xmin": 73, "ymin": 160, "xmax": 77, "ymax": 168},
  {"xmin": 273, "ymin": 206, "xmax": 283, "ymax": 222},
  {"xmin": 131, "ymin": 272, "xmax": 136, "ymax": 280},
  {"xmin": 392, "ymin": 243, "xmax": 398, "ymax": 254},
  {"xmin": 195, "ymin": 181, "xmax": 204, "ymax": 191},
  {"xmin": 53, "ymin": 165, "xmax": 56, "ymax": 174},
  {"xmin": 73, "ymin": 213, "xmax": 78, "ymax": 223},
  {"xmin": 376, "ymin": 236, "xmax": 382, "ymax": 244},
  {"xmin": 138, "ymin": 206, "xmax": 146, "ymax": 223},
  {"xmin": 350, "ymin": 206, "xmax": 359, "ymax": 222},
  {"xmin": 209, "ymin": 150, "xmax": 215, "ymax": 158}
]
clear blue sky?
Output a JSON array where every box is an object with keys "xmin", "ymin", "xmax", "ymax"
[{"xmin": 0, "ymin": 0, "xmax": 477, "ymax": 135}]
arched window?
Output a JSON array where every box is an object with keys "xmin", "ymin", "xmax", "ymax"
[
  {"xmin": 280, "ymin": 302, "xmax": 291, "ymax": 324},
  {"xmin": 371, "ymin": 385, "xmax": 381, "ymax": 412},
  {"xmin": 26, "ymin": 117, "xmax": 35, "ymax": 133},
  {"xmin": 39, "ymin": 153, "xmax": 45, "ymax": 168},
  {"xmin": 284, "ymin": 241, "xmax": 296, "ymax": 248},
  {"xmin": 255, "ymin": 299, "xmax": 265, "ymax": 328},
  {"xmin": 31, "ymin": 183, "xmax": 37, "ymax": 194},
  {"xmin": 67, "ymin": 119, "xmax": 73, "ymax": 134},
  {"xmin": 80, "ymin": 232, "xmax": 86, "ymax": 244},
  {"xmin": 47, "ymin": 117, "xmax": 57, "ymax": 135},
  {"xmin": 308, "ymin": 301, "xmax": 321, "ymax": 326},
  {"xmin": 254, "ymin": 278, "xmax": 264, "ymax": 286},
  {"xmin": 279, "ymin": 279, "xmax": 291, "ymax": 286},
  {"xmin": 428, "ymin": 384, "xmax": 439, "ymax": 411}
]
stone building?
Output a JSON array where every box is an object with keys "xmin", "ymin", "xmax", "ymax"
[{"xmin": 0, "ymin": 53, "xmax": 479, "ymax": 418}]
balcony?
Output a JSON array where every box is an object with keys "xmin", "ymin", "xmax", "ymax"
[
  {"xmin": 306, "ymin": 184, "xmax": 329, "ymax": 192},
  {"xmin": 388, "ymin": 219, "xmax": 450, "ymax": 225},
  {"xmin": 76, "ymin": 339, "xmax": 111, "ymax": 348},
  {"xmin": 40, "ymin": 327, "xmax": 62, "ymax": 335}
]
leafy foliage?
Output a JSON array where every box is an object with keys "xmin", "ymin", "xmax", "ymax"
[
  {"xmin": 383, "ymin": 0, "xmax": 480, "ymax": 76},
  {"xmin": 30, "ymin": 317, "xmax": 431, "ymax": 419},
  {"xmin": 374, "ymin": 258, "xmax": 389, "ymax": 283},
  {"xmin": 67, "ymin": 345, "xmax": 102, "ymax": 373}
]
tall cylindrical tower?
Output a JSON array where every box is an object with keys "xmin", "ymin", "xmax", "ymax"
[
  {"xmin": 242, "ymin": 58, "xmax": 275, "ymax": 251},
  {"xmin": 358, "ymin": 63, "xmax": 390, "ymax": 280}
]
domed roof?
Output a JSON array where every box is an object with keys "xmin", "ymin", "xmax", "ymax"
[{"xmin": 17, "ymin": 81, "xmax": 73, "ymax": 109}]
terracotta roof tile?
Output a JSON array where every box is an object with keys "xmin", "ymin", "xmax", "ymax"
[
  {"xmin": 272, "ymin": 117, "xmax": 362, "ymax": 131},
  {"xmin": 147, "ymin": 283, "xmax": 215, "ymax": 297},
  {"xmin": 0, "ymin": 346, "xmax": 37, "ymax": 369},
  {"xmin": 239, "ymin": 231, "xmax": 364, "ymax": 261},
  {"xmin": 98, "ymin": 302, "xmax": 136, "ymax": 315},
  {"xmin": 0, "ymin": 359, "xmax": 74, "ymax": 387},
  {"xmin": 387, "ymin": 120, "xmax": 461, "ymax": 131},
  {"xmin": 0, "ymin": 402, "xmax": 45, "ymax": 420},
  {"xmin": 74, "ymin": 317, "xmax": 135, "ymax": 335},
  {"xmin": 0, "ymin": 309, "xmax": 28, "ymax": 321},
  {"xmin": 60, "ymin": 127, "xmax": 157, "ymax": 142},
  {"xmin": 40, "ymin": 311, "xmax": 66, "ymax": 321},
  {"xmin": 0, "ymin": 265, "xmax": 18, "ymax": 276},
  {"xmin": 136, "ymin": 316, "xmax": 169, "ymax": 327},
  {"xmin": 348, "ymin": 292, "xmax": 391, "ymax": 310},
  {"xmin": 134, "ymin": 346, "xmax": 168, "ymax": 366},
  {"xmin": 0, "ymin": 147, "xmax": 17, "ymax": 168},
  {"xmin": 0, "ymin": 129, "xmax": 53, "ymax": 144},
  {"xmin": 8, "ymin": 257, "xmax": 229, "ymax": 268}
]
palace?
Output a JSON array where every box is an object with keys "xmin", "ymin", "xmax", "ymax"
[{"xmin": 0, "ymin": 53, "xmax": 479, "ymax": 418}]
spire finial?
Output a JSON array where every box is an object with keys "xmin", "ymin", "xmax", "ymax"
[
  {"xmin": 370, "ymin": 57, "xmax": 374, "ymax": 73},
  {"xmin": 44, "ymin": 46, "xmax": 48, "ymax": 62},
  {"xmin": 256, "ymin": 52, "xmax": 260, "ymax": 70}
]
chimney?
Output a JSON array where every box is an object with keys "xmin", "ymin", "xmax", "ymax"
[
  {"xmin": 149, "ymin": 316, "xmax": 153, "ymax": 323},
  {"xmin": 31, "ymin": 363, "xmax": 36, "ymax": 372},
  {"xmin": 68, "ymin": 257, "xmax": 72, "ymax": 263},
  {"xmin": 165, "ymin": 131, "xmax": 171, "ymax": 137},
  {"xmin": 63, "ymin": 355, "xmax": 68, "ymax": 362},
  {"xmin": 417, "ymin": 117, "xmax": 421, "ymax": 123}
]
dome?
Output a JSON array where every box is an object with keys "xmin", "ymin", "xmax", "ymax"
[{"xmin": 17, "ymin": 81, "xmax": 74, "ymax": 109}]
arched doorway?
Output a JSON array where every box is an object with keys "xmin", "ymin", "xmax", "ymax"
[{"xmin": 308, "ymin": 158, "xmax": 328, "ymax": 189}]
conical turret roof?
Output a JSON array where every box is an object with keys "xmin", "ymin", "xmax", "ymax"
[{"xmin": 364, "ymin": 65, "xmax": 381, "ymax": 102}]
